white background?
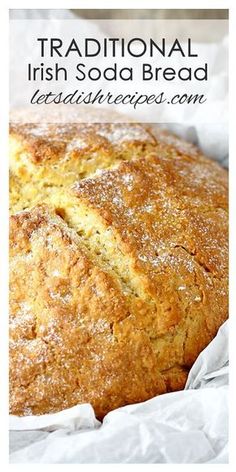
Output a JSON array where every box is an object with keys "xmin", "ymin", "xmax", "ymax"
[
  {"xmin": 0, "ymin": 0, "xmax": 235, "ymax": 471},
  {"xmin": 9, "ymin": 18, "xmax": 228, "ymax": 124}
]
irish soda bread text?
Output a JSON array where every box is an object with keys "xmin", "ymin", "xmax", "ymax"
[{"xmin": 9, "ymin": 118, "xmax": 228, "ymax": 418}]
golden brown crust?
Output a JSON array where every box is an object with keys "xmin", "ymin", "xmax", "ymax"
[
  {"xmin": 9, "ymin": 117, "xmax": 228, "ymax": 418},
  {"xmin": 10, "ymin": 205, "xmax": 168, "ymax": 418},
  {"xmin": 9, "ymin": 122, "xmax": 156, "ymax": 160},
  {"xmin": 58, "ymin": 154, "xmax": 228, "ymax": 364},
  {"xmin": 9, "ymin": 122, "xmax": 156, "ymax": 183},
  {"xmin": 9, "ymin": 121, "xmax": 158, "ymax": 213},
  {"xmin": 9, "ymin": 120, "xmax": 211, "ymax": 213}
]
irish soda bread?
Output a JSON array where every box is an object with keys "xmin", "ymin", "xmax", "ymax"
[{"xmin": 9, "ymin": 118, "xmax": 228, "ymax": 418}]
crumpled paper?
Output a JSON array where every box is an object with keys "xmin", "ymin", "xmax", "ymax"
[
  {"xmin": 9, "ymin": 9, "xmax": 229, "ymax": 463},
  {"xmin": 9, "ymin": 321, "xmax": 228, "ymax": 463}
]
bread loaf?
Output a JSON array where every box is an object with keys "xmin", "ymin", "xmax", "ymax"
[{"xmin": 9, "ymin": 118, "xmax": 228, "ymax": 418}]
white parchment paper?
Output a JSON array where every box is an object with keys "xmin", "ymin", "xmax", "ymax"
[
  {"xmin": 9, "ymin": 10, "xmax": 229, "ymax": 463},
  {"xmin": 9, "ymin": 321, "xmax": 228, "ymax": 463}
]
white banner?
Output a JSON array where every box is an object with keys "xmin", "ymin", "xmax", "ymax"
[{"xmin": 10, "ymin": 19, "xmax": 228, "ymax": 123}]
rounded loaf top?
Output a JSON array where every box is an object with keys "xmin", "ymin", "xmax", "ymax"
[{"xmin": 9, "ymin": 115, "xmax": 228, "ymax": 418}]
